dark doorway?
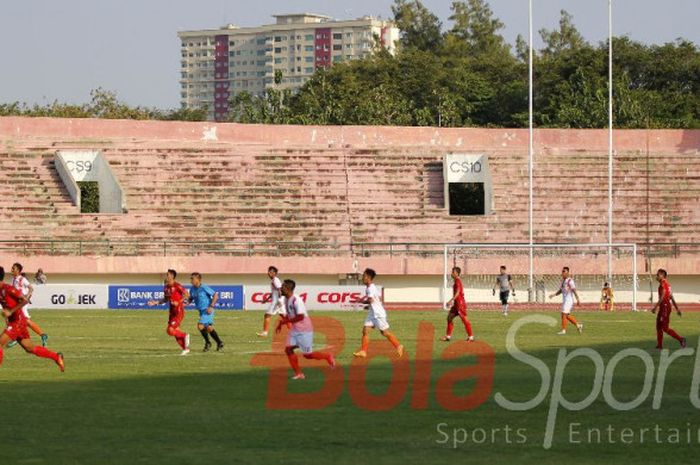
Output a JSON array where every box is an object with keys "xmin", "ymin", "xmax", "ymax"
[{"xmin": 448, "ymin": 182, "xmax": 485, "ymax": 215}]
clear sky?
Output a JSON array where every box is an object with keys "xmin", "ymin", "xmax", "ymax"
[{"xmin": 1, "ymin": 0, "xmax": 697, "ymax": 109}]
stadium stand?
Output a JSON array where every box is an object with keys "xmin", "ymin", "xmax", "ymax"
[{"xmin": 0, "ymin": 117, "xmax": 697, "ymax": 279}]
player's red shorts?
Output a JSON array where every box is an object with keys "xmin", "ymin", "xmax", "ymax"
[
  {"xmin": 656, "ymin": 306, "xmax": 672, "ymax": 329},
  {"xmin": 168, "ymin": 310, "xmax": 184, "ymax": 329},
  {"xmin": 449, "ymin": 302, "xmax": 467, "ymax": 317},
  {"xmin": 4, "ymin": 321, "xmax": 30, "ymax": 341}
]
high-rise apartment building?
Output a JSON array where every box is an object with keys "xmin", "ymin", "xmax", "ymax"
[{"xmin": 178, "ymin": 13, "xmax": 400, "ymax": 121}]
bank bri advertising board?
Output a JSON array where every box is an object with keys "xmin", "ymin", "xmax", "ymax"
[{"xmin": 108, "ymin": 285, "xmax": 244, "ymax": 310}]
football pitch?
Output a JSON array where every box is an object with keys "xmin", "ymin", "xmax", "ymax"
[{"xmin": 1, "ymin": 309, "xmax": 699, "ymax": 464}]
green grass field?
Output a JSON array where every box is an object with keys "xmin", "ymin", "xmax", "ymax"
[{"xmin": 1, "ymin": 309, "xmax": 699, "ymax": 464}]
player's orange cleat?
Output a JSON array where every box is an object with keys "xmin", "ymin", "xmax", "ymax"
[
  {"xmin": 56, "ymin": 352, "xmax": 65, "ymax": 372},
  {"xmin": 352, "ymin": 350, "xmax": 367, "ymax": 358},
  {"xmin": 396, "ymin": 345, "xmax": 404, "ymax": 358}
]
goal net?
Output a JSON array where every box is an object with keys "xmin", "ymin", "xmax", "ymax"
[{"xmin": 443, "ymin": 243, "xmax": 638, "ymax": 312}]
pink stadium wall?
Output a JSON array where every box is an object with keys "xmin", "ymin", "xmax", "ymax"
[
  {"xmin": 0, "ymin": 116, "xmax": 698, "ymax": 280},
  {"xmin": 2, "ymin": 116, "xmax": 698, "ymax": 151}
]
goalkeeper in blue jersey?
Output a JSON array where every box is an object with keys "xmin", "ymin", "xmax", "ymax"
[{"xmin": 187, "ymin": 272, "xmax": 224, "ymax": 352}]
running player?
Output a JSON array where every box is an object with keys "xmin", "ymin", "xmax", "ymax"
[
  {"xmin": 0, "ymin": 266, "xmax": 64, "ymax": 371},
  {"xmin": 276, "ymin": 279, "xmax": 335, "ymax": 380},
  {"xmin": 441, "ymin": 267, "xmax": 474, "ymax": 342},
  {"xmin": 651, "ymin": 269, "xmax": 686, "ymax": 349},
  {"xmin": 352, "ymin": 268, "xmax": 404, "ymax": 358},
  {"xmin": 492, "ymin": 265, "xmax": 515, "ymax": 316},
  {"xmin": 549, "ymin": 266, "xmax": 583, "ymax": 335},
  {"xmin": 187, "ymin": 272, "xmax": 224, "ymax": 352},
  {"xmin": 257, "ymin": 266, "xmax": 284, "ymax": 337},
  {"xmin": 8, "ymin": 262, "xmax": 49, "ymax": 347},
  {"xmin": 148, "ymin": 269, "xmax": 191, "ymax": 355}
]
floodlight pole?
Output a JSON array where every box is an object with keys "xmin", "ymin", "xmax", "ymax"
[
  {"xmin": 607, "ymin": 0, "xmax": 614, "ymax": 281},
  {"xmin": 528, "ymin": 0, "xmax": 534, "ymax": 300}
]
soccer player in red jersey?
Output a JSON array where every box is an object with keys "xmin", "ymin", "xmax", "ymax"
[
  {"xmin": 651, "ymin": 268, "xmax": 686, "ymax": 349},
  {"xmin": 441, "ymin": 267, "xmax": 474, "ymax": 342},
  {"xmin": 148, "ymin": 269, "xmax": 191, "ymax": 355},
  {"xmin": 0, "ymin": 266, "xmax": 64, "ymax": 371}
]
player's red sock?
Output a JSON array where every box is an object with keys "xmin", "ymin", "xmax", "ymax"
[
  {"xmin": 0, "ymin": 346, "xmax": 3, "ymax": 365},
  {"xmin": 361, "ymin": 333, "xmax": 369, "ymax": 352},
  {"xmin": 287, "ymin": 352, "xmax": 301, "ymax": 375},
  {"xmin": 665, "ymin": 328, "xmax": 683, "ymax": 343},
  {"xmin": 32, "ymin": 346, "xmax": 59, "ymax": 362},
  {"xmin": 460, "ymin": 315, "xmax": 473, "ymax": 337},
  {"xmin": 567, "ymin": 315, "xmax": 578, "ymax": 326},
  {"xmin": 656, "ymin": 329, "xmax": 664, "ymax": 348},
  {"xmin": 561, "ymin": 314, "xmax": 567, "ymax": 330},
  {"xmin": 385, "ymin": 332, "xmax": 401, "ymax": 349},
  {"xmin": 446, "ymin": 321, "xmax": 454, "ymax": 337},
  {"xmin": 303, "ymin": 351, "xmax": 332, "ymax": 364},
  {"xmin": 175, "ymin": 336, "xmax": 186, "ymax": 349}
]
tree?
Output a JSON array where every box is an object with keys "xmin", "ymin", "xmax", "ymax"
[
  {"xmin": 444, "ymin": 0, "xmax": 510, "ymax": 58},
  {"xmin": 539, "ymin": 10, "xmax": 586, "ymax": 58},
  {"xmin": 391, "ymin": 0, "xmax": 443, "ymax": 51}
]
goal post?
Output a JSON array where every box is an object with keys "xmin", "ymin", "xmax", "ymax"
[{"xmin": 443, "ymin": 243, "xmax": 638, "ymax": 312}]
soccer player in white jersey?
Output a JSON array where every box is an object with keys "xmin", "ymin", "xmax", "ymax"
[
  {"xmin": 352, "ymin": 268, "xmax": 404, "ymax": 358},
  {"xmin": 276, "ymin": 279, "xmax": 335, "ymax": 380},
  {"xmin": 8, "ymin": 262, "xmax": 48, "ymax": 347},
  {"xmin": 257, "ymin": 266, "xmax": 285, "ymax": 337},
  {"xmin": 549, "ymin": 266, "xmax": 583, "ymax": 335},
  {"xmin": 492, "ymin": 265, "xmax": 515, "ymax": 316}
]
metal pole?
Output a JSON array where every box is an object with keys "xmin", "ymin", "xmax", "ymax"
[
  {"xmin": 632, "ymin": 243, "xmax": 638, "ymax": 312},
  {"xmin": 607, "ymin": 0, "xmax": 614, "ymax": 281},
  {"xmin": 528, "ymin": 0, "xmax": 535, "ymax": 300}
]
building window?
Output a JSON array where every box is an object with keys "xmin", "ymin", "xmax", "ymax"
[
  {"xmin": 333, "ymin": 33, "xmax": 342, "ymax": 40},
  {"xmin": 333, "ymin": 44, "xmax": 342, "ymax": 51},
  {"xmin": 305, "ymin": 57, "xmax": 313, "ymax": 63},
  {"xmin": 305, "ymin": 67, "xmax": 314, "ymax": 73},
  {"xmin": 305, "ymin": 34, "xmax": 314, "ymax": 41},
  {"xmin": 274, "ymin": 47, "xmax": 282, "ymax": 53},
  {"xmin": 305, "ymin": 45, "xmax": 314, "ymax": 52}
]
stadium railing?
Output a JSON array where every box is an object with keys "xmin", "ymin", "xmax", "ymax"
[{"xmin": 0, "ymin": 240, "xmax": 697, "ymax": 259}]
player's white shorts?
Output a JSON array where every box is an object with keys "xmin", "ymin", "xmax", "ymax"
[
  {"xmin": 364, "ymin": 314, "xmax": 390, "ymax": 331},
  {"xmin": 287, "ymin": 331, "xmax": 313, "ymax": 353},
  {"xmin": 561, "ymin": 299, "xmax": 574, "ymax": 314},
  {"xmin": 22, "ymin": 306, "xmax": 31, "ymax": 319},
  {"xmin": 265, "ymin": 299, "xmax": 286, "ymax": 316}
]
